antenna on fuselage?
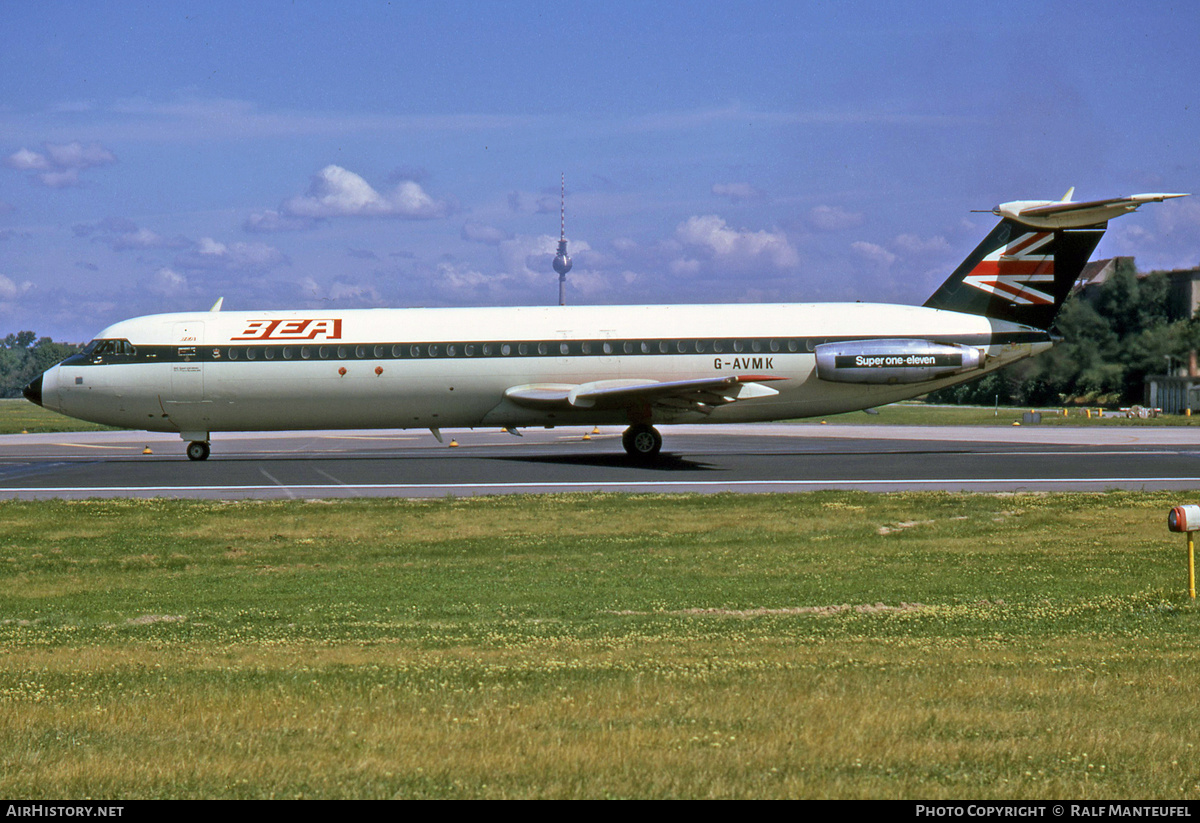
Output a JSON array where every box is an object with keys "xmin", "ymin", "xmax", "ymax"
[{"xmin": 552, "ymin": 173, "xmax": 572, "ymax": 306}]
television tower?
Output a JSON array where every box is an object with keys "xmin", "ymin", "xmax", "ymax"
[{"xmin": 552, "ymin": 173, "xmax": 572, "ymax": 306}]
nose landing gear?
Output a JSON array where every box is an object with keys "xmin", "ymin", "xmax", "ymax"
[{"xmin": 186, "ymin": 441, "xmax": 211, "ymax": 461}]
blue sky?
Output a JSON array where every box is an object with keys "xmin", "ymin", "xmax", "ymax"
[{"xmin": 2, "ymin": 0, "xmax": 1198, "ymax": 341}]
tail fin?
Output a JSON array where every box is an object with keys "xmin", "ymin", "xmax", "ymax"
[
  {"xmin": 922, "ymin": 219, "xmax": 1103, "ymax": 330},
  {"xmin": 925, "ymin": 191, "xmax": 1188, "ymax": 330}
]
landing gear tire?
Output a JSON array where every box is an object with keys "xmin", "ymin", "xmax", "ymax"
[
  {"xmin": 186, "ymin": 441, "xmax": 211, "ymax": 461},
  {"xmin": 622, "ymin": 424, "xmax": 662, "ymax": 459}
]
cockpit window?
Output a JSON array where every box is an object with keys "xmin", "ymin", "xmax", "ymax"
[{"xmin": 85, "ymin": 338, "xmax": 136, "ymax": 357}]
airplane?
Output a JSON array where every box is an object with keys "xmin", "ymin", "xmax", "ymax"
[{"xmin": 22, "ymin": 190, "xmax": 1188, "ymax": 461}]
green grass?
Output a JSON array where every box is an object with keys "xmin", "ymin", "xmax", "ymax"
[
  {"xmin": 3, "ymin": 492, "xmax": 1200, "ymax": 798},
  {"xmin": 810, "ymin": 402, "xmax": 1200, "ymax": 426},
  {"xmin": 2, "ymin": 395, "xmax": 1197, "ymax": 437},
  {"xmin": 0, "ymin": 398, "xmax": 119, "ymax": 433}
]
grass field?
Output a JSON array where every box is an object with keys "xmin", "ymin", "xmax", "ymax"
[
  {"xmin": 3, "ymin": 492, "xmax": 1200, "ymax": 799},
  {"xmin": 0, "ymin": 398, "xmax": 117, "ymax": 434},
  {"xmin": 3, "ymin": 395, "xmax": 1197, "ymax": 436},
  {"xmin": 816, "ymin": 403, "xmax": 1200, "ymax": 426}
]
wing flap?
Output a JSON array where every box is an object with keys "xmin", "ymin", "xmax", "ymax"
[{"xmin": 504, "ymin": 375, "xmax": 782, "ymax": 414}]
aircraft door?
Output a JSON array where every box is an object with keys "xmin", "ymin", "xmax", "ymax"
[{"xmin": 171, "ymin": 321, "xmax": 205, "ymax": 401}]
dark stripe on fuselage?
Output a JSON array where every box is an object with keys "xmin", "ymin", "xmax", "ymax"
[{"xmin": 59, "ymin": 331, "xmax": 1049, "ymax": 368}]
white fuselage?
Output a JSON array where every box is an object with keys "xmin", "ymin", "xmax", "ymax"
[{"xmin": 34, "ymin": 302, "xmax": 1050, "ymax": 438}]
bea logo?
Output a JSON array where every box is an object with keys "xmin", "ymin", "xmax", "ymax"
[{"xmin": 232, "ymin": 319, "xmax": 343, "ymax": 341}]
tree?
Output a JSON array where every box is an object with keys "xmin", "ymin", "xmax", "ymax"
[
  {"xmin": 928, "ymin": 265, "xmax": 1196, "ymax": 407},
  {"xmin": 0, "ymin": 333, "xmax": 81, "ymax": 398}
]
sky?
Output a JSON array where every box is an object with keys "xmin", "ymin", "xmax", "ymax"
[{"xmin": 1, "ymin": 0, "xmax": 1198, "ymax": 342}]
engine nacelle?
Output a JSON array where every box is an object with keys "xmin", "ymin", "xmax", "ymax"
[{"xmin": 814, "ymin": 339, "xmax": 985, "ymax": 385}]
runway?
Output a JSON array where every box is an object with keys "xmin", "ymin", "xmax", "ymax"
[{"xmin": 1, "ymin": 423, "xmax": 1200, "ymax": 499}]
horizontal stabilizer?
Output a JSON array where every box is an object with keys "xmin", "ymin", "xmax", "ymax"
[{"xmin": 994, "ymin": 192, "xmax": 1189, "ymax": 229}]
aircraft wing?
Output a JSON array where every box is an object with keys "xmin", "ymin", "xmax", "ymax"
[{"xmin": 504, "ymin": 375, "xmax": 783, "ymax": 416}]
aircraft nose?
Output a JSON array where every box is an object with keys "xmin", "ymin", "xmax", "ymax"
[{"xmin": 22, "ymin": 374, "xmax": 43, "ymax": 407}]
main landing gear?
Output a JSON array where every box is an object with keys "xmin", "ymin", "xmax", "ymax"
[
  {"xmin": 621, "ymin": 424, "xmax": 662, "ymax": 459},
  {"xmin": 186, "ymin": 441, "xmax": 211, "ymax": 461}
]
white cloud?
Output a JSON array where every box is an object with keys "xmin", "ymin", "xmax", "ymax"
[
  {"xmin": 670, "ymin": 258, "xmax": 702, "ymax": 276},
  {"xmin": 499, "ymin": 234, "xmax": 562, "ymax": 281},
  {"xmin": 851, "ymin": 241, "xmax": 896, "ymax": 268},
  {"xmin": 243, "ymin": 209, "xmax": 317, "ymax": 233},
  {"xmin": 712, "ymin": 182, "xmax": 763, "ymax": 203},
  {"xmin": 437, "ymin": 261, "xmax": 495, "ymax": 291},
  {"xmin": 281, "ymin": 165, "xmax": 449, "ymax": 220},
  {"xmin": 4, "ymin": 142, "xmax": 117, "ymax": 188},
  {"xmin": 809, "ymin": 205, "xmax": 863, "ymax": 232},
  {"xmin": 327, "ymin": 279, "xmax": 381, "ymax": 304},
  {"xmin": 675, "ymin": 215, "xmax": 798, "ymax": 269},
  {"xmin": 147, "ymin": 267, "xmax": 188, "ymax": 297},
  {"xmin": 1107, "ymin": 197, "xmax": 1200, "ymax": 271},
  {"xmin": 505, "ymin": 190, "xmax": 559, "ymax": 215},
  {"xmin": 111, "ymin": 227, "xmax": 183, "ymax": 251},
  {"xmin": 0, "ymin": 274, "xmax": 33, "ymax": 301},
  {"xmin": 73, "ymin": 217, "xmax": 189, "ymax": 251},
  {"xmin": 6, "ymin": 149, "xmax": 49, "ymax": 171},
  {"xmin": 461, "ymin": 221, "xmax": 508, "ymax": 245},
  {"xmin": 891, "ymin": 233, "xmax": 951, "ymax": 255},
  {"xmin": 175, "ymin": 237, "xmax": 290, "ymax": 272}
]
